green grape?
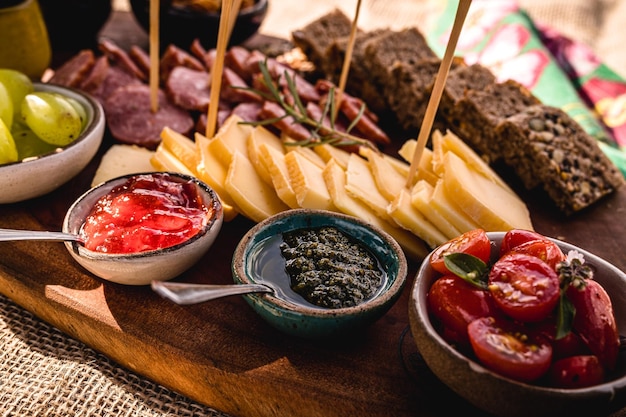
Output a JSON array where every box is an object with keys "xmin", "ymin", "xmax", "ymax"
[
  {"xmin": 20, "ymin": 91, "xmax": 83, "ymax": 146},
  {"xmin": 0, "ymin": 118, "xmax": 18, "ymax": 164},
  {"xmin": 0, "ymin": 69, "xmax": 34, "ymax": 124},
  {"xmin": 50, "ymin": 92, "xmax": 88, "ymax": 130},
  {"xmin": 0, "ymin": 81, "xmax": 13, "ymax": 131},
  {"xmin": 12, "ymin": 123, "xmax": 58, "ymax": 160}
]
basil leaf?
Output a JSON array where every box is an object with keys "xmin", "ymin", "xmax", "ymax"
[
  {"xmin": 555, "ymin": 292, "xmax": 576, "ymax": 340},
  {"xmin": 443, "ymin": 253, "xmax": 489, "ymax": 290}
]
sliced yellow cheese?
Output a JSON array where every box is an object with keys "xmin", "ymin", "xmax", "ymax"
[
  {"xmin": 258, "ymin": 142, "xmax": 299, "ymax": 209},
  {"xmin": 433, "ymin": 130, "xmax": 515, "ymax": 195},
  {"xmin": 429, "ymin": 179, "xmax": 481, "ymax": 233},
  {"xmin": 195, "ymin": 132, "xmax": 240, "ymax": 219},
  {"xmin": 322, "ymin": 160, "xmax": 429, "ymax": 260},
  {"xmin": 344, "ymin": 153, "xmax": 392, "ymax": 221},
  {"xmin": 442, "ymin": 151, "xmax": 533, "ymax": 231},
  {"xmin": 397, "ymin": 139, "xmax": 438, "ymax": 186},
  {"xmin": 283, "ymin": 136, "xmax": 327, "ymax": 169},
  {"xmin": 411, "ymin": 181, "xmax": 462, "ymax": 240},
  {"xmin": 91, "ymin": 144, "xmax": 155, "ymax": 187},
  {"xmin": 285, "ymin": 151, "xmax": 335, "ymax": 210},
  {"xmin": 360, "ymin": 147, "xmax": 407, "ymax": 201},
  {"xmin": 151, "ymin": 146, "xmax": 196, "ymax": 177},
  {"xmin": 313, "ymin": 143, "xmax": 351, "ymax": 170},
  {"xmin": 207, "ymin": 114, "xmax": 254, "ymax": 167},
  {"xmin": 247, "ymin": 125, "xmax": 284, "ymax": 185},
  {"xmin": 387, "ymin": 188, "xmax": 448, "ymax": 248},
  {"xmin": 160, "ymin": 126, "xmax": 199, "ymax": 175},
  {"xmin": 225, "ymin": 151, "xmax": 289, "ymax": 222}
]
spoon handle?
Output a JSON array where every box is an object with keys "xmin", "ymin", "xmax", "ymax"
[
  {"xmin": 0, "ymin": 228, "xmax": 82, "ymax": 242},
  {"xmin": 151, "ymin": 281, "xmax": 274, "ymax": 305}
]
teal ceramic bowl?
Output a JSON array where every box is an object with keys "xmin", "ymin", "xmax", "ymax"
[
  {"xmin": 409, "ymin": 231, "xmax": 626, "ymax": 417},
  {"xmin": 232, "ymin": 209, "xmax": 408, "ymax": 339}
]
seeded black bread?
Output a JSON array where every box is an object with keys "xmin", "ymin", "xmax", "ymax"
[
  {"xmin": 449, "ymin": 80, "xmax": 541, "ymax": 162},
  {"xmin": 291, "ymin": 9, "xmax": 356, "ymax": 77},
  {"xmin": 496, "ymin": 104, "xmax": 624, "ymax": 213}
]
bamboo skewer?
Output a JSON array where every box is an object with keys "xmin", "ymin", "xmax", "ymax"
[
  {"xmin": 405, "ymin": 0, "xmax": 472, "ymax": 188},
  {"xmin": 334, "ymin": 0, "xmax": 363, "ymax": 119},
  {"xmin": 205, "ymin": 0, "xmax": 241, "ymax": 139},
  {"xmin": 149, "ymin": 0, "xmax": 160, "ymax": 113}
]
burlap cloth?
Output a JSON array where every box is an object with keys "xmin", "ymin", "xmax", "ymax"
[{"xmin": 2, "ymin": 1, "xmax": 625, "ymax": 416}]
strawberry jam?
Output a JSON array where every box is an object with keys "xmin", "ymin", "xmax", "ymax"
[{"xmin": 80, "ymin": 173, "xmax": 209, "ymax": 254}]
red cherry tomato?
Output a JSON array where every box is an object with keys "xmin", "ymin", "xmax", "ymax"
[
  {"xmin": 427, "ymin": 274, "xmax": 500, "ymax": 346},
  {"xmin": 488, "ymin": 253, "xmax": 560, "ymax": 322},
  {"xmin": 507, "ymin": 239, "xmax": 565, "ymax": 270},
  {"xmin": 500, "ymin": 229, "xmax": 548, "ymax": 256},
  {"xmin": 532, "ymin": 321, "xmax": 591, "ymax": 360},
  {"xmin": 549, "ymin": 355, "xmax": 605, "ymax": 389},
  {"xmin": 430, "ymin": 229, "xmax": 492, "ymax": 274},
  {"xmin": 468, "ymin": 317, "xmax": 553, "ymax": 382},
  {"xmin": 566, "ymin": 280, "xmax": 620, "ymax": 371}
]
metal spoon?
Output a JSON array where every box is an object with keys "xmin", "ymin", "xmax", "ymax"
[
  {"xmin": 0, "ymin": 228, "xmax": 83, "ymax": 243},
  {"xmin": 151, "ymin": 280, "xmax": 274, "ymax": 305}
]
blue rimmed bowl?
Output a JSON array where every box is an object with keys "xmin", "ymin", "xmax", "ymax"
[{"xmin": 232, "ymin": 208, "xmax": 408, "ymax": 339}]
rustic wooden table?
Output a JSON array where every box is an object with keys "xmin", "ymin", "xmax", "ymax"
[{"xmin": 1, "ymin": 7, "xmax": 626, "ymax": 417}]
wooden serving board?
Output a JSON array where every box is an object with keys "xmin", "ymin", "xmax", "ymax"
[{"xmin": 2, "ymin": 11, "xmax": 626, "ymax": 417}]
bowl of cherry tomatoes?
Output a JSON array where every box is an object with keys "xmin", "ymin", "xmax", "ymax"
[{"xmin": 408, "ymin": 229, "xmax": 626, "ymax": 417}]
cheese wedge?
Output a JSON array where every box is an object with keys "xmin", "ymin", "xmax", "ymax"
[
  {"xmin": 397, "ymin": 139, "xmax": 438, "ymax": 186},
  {"xmin": 429, "ymin": 179, "xmax": 481, "ymax": 233},
  {"xmin": 195, "ymin": 132, "xmax": 240, "ymax": 219},
  {"xmin": 442, "ymin": 151, "xmax": 533, "ymax": 231},
  {"xmin": 345, "ymin": 153, "xmax": 392, "ymax": 221},
  {"xmin": 411, "ymin": 181, "xmax": 462, "ymax": 240},
  {"xmin": 91, "ymin": 144, "xmax": 155, "ymax": 187},
  {"xmin": 314, "ymin": 143, "xmax": 351, "ymax": 169},
  {"xmin": 207, "ymin": 114, "xmax": 254, "ymax": 166},
  {"xmin": 360, "ymin": 147, "xmax": 407, "ymax": 201},
  {"xmin": 225, "ymin": 151, "xmax": 289, "ymax": 222},
  {"xmin": 160, "ymin": 127, "xmax": 199, "ymax": 175},
  {"xmin": 258, "ymin": 142, "xmax": 299, "ymax": 209},
  {"xmin": 285, "ymin": 151, "xmax": 335, "ymax": 210},
  {"xmin": 387, "ymin": 188, "xmax": 448, "ymax": 248},
  {"xmin": 433, "ymin": 130, "xmax": 515, "ymax": 195},
  {"xmin": 322, "ymin": 159, "xmax": 429, "ymax": 260},
  {"xmin": 283, "ymin": 135, "xmax": 327, "ymax": 169},
  {"xmin": 247, "ymin": 125, "xmax": 284, "ymax": 185}
]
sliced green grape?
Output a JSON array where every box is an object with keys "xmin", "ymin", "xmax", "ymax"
[
  {"xmin": 0, "ymin": 69, "xmax": 34, "ymax": 124},
  {"xmin": 0, "ymin": 118, "xmax": 18, "ymax": 164},
  {"xmin": 20, "ymin": 92, "xmax": 82, "ymax": 146},
  {"xmin": 12, "ymin": 123, "xmax": 58, "ymax": 159},
  {"xmin": 0, "ymin": 82, "xmax": 13, "ymax": 131}
]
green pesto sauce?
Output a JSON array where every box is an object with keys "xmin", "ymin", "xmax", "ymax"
[{"xmin": 279, "ymin": 226, "xmax": 385, "ymax": 309}]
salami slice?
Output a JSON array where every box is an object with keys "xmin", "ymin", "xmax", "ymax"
[
  {"xmin": 165, "ymin": 66, "xmax": 211, "ymax": 112},
  {"xmin": 48, "ymin": 49, "xmax": 95, "ymax": 88},
  {"xmin": 104, "ymin": 84, "xmax": 194, "ymax": 149}
]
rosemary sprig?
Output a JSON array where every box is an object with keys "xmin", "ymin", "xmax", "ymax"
[{"xmin": 236, "ymin": 60, "xmax": 379, "ymax": 151}]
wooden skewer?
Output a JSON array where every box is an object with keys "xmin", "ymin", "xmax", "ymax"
[
  {"xmin": 334, "ymin": 0, "xmax": 363, "ymax": 119},
  {"xmin": 149, "ymin": 0, "xmax": 160, "ymax": 113},
  {"xmin": 205, "ymin": 0, "xmax": 241, "ymax": 138},
  {"xmin": 405, "ymin": 0, "xmax": 472, "ymax": 188}
]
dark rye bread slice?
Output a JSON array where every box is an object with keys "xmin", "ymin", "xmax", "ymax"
[
  {"xmin": 496, "ymin": 104, "xmax": 624, "ymax": 214},
  {"xmin": 324, "ymin": 29, "xmax": 390, "ymax": 113},
  {"xmin": 449, "ymin": 80, "xmax": 540, "ymax": 162},
  {"xmin": 291, "ymin": 8, "xmax": 356, "ymax": 77}
]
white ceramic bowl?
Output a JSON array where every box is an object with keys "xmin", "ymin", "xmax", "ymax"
[
  {"xmin": 0, "ymin": 83, "xmax": 105, "ymax": 204},
  {"xmin": 62, "ymin": 172, "xmax": 224, "ymax": 285},
  {"xmin": 409, "ymin": 231, "xmax": 626, "ymax": 417}
]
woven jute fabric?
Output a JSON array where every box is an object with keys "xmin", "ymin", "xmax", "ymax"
[{"xmin": 0, "ymin": 294, "xmax": 228, "ymax": 417}]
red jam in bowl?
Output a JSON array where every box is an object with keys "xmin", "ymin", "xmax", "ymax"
[{"xmin": 80, "ymin": 173, "xmax": 210, "ymax": 254}]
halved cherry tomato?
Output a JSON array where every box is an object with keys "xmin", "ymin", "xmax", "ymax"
[
  {"xmin": 427, "ymin": 274, "xmax": 500, "ymax": 346},
  {"xmin": 468, "ymin": 317, "xmax": 553, "ymax": 382},
  {"xmin": 532, "ymin": 320, "xmax": 591, "ymax": 360},
  {"xmin": 566, "ymin": 279, "xmax": 620, "ymax": 371},
  {"xmin": 430, "ymin": 229, "xmax": 492, "ymax": 274},
  {"xmin": 500, "ymin": 229, "xmax": 547, "ymax": 256},
  {"xmin": 507, "ymin": 239, "xmax": 565, "ymax": 270},
  {"xmin": 488, "ymin": 253, "xmax": 560, "ymax": 322},
  {"xmin": 548, "ymin": 355, "xmax": 605, "ymax": 389}
]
